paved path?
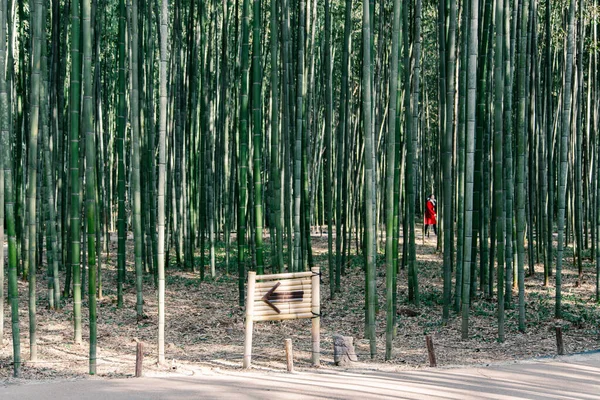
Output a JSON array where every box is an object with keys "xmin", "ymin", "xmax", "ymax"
[{"xmin": 2, "ymin": 352, "xmax": 600, "ymax": 399}]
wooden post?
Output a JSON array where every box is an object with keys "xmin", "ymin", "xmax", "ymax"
[
  {"xmin": 285, "ymin": 338, "xmax": 294, "ymax": 372},
  {"xmin": 555, "ymin": 326, "xmax": 565, "ymax": 355},
  {"xmin": 135, "ymin": 342, "xmax": 143, "ymax": 377},
  {"xmin": 425, "ymin": 335, "xmax": 437, "ymax": 367},
  {"xmin": 243, "ymin": 271, "xmax": 257, "ymax": 368},
  {"xmin": 311, "ymin": 266, "xmax": 320, "ymax": 367}
]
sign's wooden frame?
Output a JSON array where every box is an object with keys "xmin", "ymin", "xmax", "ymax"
[{"xmin": 243, "ymin": 267, "xmax": 320, "ymax": 368}]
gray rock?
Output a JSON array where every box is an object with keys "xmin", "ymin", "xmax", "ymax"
[{"xmin": 333, "ymin": 335, "xmax": 358, "ymax": 366}]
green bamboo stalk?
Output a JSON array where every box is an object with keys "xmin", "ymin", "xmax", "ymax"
[
  {"xmin": 455, "ymin": 0, "xmax": 468, "ymax": 312},
  {"xmin": 280, "ymin": 0, "xmax": 293, "ymax": 271},
  {"xmin": 515, "ymin": 0, "xmax": 530, "ymax": 332},
  {"xmin": 142, "ymin": 0, "xmax": 157, "ymax": 284},
  {"xmin": 438, "ymin": 0, "xmax": 446, "ymax": 198},
  {"xmin": 218, "ymin": 0, "xmax": 231, "ymax": 274},
  {"xmin": 173, "ymin": 0, "xmax": 183, "ymax": 268},
  {"xmin": 526, "ymin": 5, "xmax": 536, "ymax": 275},
  {"xmin": 39, "ymin": 1, "xmax": 57, "ymax": 311},
  {"xmin": 302, "ymin": 83, "xmax": 313, "ymax": 272},
  {"xmin": 129, "ymin": 0, "xmax": 144, "ymax": 319},
  {"xmin": 408, "ymin": 0, "xmax": 422, "ymax": 305},
  {"xmin": 204, "ymin": 19, "xmax": 215, "ymax": 278},
  {"xmin": 222, "ymin": 0, "xmax": 232, "ymax": 275},
  {"xmin": 462, "ymin": 0, "xmax": 479, "ymax": 339},
  {"xmin": 0, "ymin": 60, "xmax": 3, "ymax": 346},
  {"xmin": 544, "ymin": 0, "xmax": 552, "ymax": 287},
  {"xmin": 392, "ymin": 2, "xmax": 405, "ymax": 334},
  {"xmin": 82, "ymin": 0, "xmax": 96, "ymax": 374},
  {"xmin": 336, "ymin": 0, "xmax": 352, "ymax": 292},
  {"xmin": 42, "ymin": 78, "xmax": 60, "ymax": 310},
  {"xmin": 1, "ymin": 0, "xmax": 19, "ymax": 376},
  {"xmin": 473, "ymin": 0, "xmax": 493, "ymax": 298},
  {"xmin": 574, "ymin": 0, "xmax": 583, "ymax": 284},
  {"xmin": 207, "ymin": 92, "xmax": 216, "ymax": 278},
  {"xmin": 595, "ymin": 0, "xmax": 599, "ymax": 303},
  {"xmin": 362, "ymin": 0, "xmax": 376, "ymax": 358},
  {"xmin": 28, "ymin": 0, "xmax": 43, "ymax": 361},
  {"xmin": 270, "ymin": 0, "xmax": 283, "ymax": 273},
  {"xmin": 198, "ymin": 0, "xmax": 206, "ymax": 281},
  {"xmin": 238, "ymin": 0, "xmax": 250, "ymax": 304},
  {"xmin": 324, "ymin": 0, "xmax": 333, "ymax": 294},
  {"xmin": 480, "ymin": 66, "xmax": 491, "ymax": 298},
  {"xmin": 385, "ymin": 0, "xmax": 401, "ymax": 359},
  {"xmin": 503, "ymin": 0, "xmax": 514, "ymax": 308},
  {"xmin": 252, "ymin": 0, "xmax": 264, "ymax": 275},
  {"xmin": 18, "ymin": 0, "xmax": 28, "ymax": 284},
  {"xmin": 70, "ymin": 0, "xmax": 82, "ymax": 344},
  {"xmin": 158, "ymin": 0, "xmax": 168, "ymax": 365},
  {"xmin": 117, "ymin": 0, "xmax": 126, "ymax": 309},
  {"xmin": 556, "ymin": 0, "xmax": 576, "ymax": 319},
  {"xmin": 443, "ymin": 0, "xmax": 457, "ymax": 323},
  {"xmin": 80, "ymin": 130, "xmax": 86, "ymax": 303},
  {"xmin": 495, "ymin": 0, "xmax": 506, "ymax": 342},
  {"xmin": 293, "ymin": 0, "xmax": 305, "ymax": 272},
  {"xmin": 538, "ymin": 2, "xmax": 548, "ymax": 284}
]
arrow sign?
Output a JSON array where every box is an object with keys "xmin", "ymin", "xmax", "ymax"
[{"xmin": 261, "ymin": 282, "xmax": 304, "ymax": 314}]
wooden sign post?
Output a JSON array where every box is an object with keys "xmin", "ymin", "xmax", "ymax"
[{"xmin": 243, "ymin": 267, "xmax": 320, "ymax": 369}]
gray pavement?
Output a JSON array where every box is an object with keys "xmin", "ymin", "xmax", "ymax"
[{"xmin": 1, "ymin": 352, "xmax": 600, "ymax": 399}]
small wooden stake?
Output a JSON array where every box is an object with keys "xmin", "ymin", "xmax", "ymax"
[
  {"xmin": 311, "ymin": 267, "xmax": 320, "ymax": 367},
  {"xmin": 425, "ymin": 335, "xmax": 437, "ymax": 367},
  {"xmin": 135, "ymin": 342, "xmax": 144, "ymax": 377},
  {"xmin": 555, "ymin": 326, "xmax": 565, "ymax": 355},
  {"xmin": 285, "ymin": 339, "xmax": 294, "ymax": 373},
  {"xmin": 243, "ymin": 272, "xmax": 257, "ymax": 368}
]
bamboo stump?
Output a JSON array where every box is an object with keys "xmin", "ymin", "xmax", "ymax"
[{"xmin": 333, "ymin": 335, "xmax": 357, "ymax": 366}]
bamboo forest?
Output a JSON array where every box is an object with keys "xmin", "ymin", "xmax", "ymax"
[{"xmin": 1, "ymin": 0, "xmax": 600, "ymax": 382}]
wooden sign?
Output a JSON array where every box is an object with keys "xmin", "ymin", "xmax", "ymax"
[{"xmin": 243, "ymin": 267, "xmax": 320, "ymax": 368}]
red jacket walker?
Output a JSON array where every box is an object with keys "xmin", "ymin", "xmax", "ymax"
[{"xmin": 425, "ymin": 199, "xmax": 436, "ymax": 225}]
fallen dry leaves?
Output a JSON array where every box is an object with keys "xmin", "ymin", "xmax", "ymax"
[{"xmin": 1, "ymin": 228, "xmax": 599, "ymax": 382}]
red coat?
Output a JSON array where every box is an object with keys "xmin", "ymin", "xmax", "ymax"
[{"xmin": 425, "ymin": 199, "xmax": 436, "ymax": 225}]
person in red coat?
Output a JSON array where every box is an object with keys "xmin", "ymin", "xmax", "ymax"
[{"xmin": 425, "ymin": 194, "xmax": 437, "ymax": 237}]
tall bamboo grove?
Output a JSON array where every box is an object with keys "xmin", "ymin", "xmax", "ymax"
[{"xmin": 0, "ymin": 0, "xmax": 597, "ymax": 376}]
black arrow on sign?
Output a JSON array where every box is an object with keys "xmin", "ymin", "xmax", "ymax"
[{"xmin": 261, "ymin": 282, "xmax": 304, "ymax": 314}]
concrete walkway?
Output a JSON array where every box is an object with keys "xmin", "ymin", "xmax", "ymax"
[{"xmin": 1, "ymin": 352, "xmax": 599, "ymax": 399}]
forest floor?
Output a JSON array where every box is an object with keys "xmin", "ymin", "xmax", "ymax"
[
  {"xmin": 1, "ymin": 226, "xmax": 600, "ymax": 382},
  {"xmin": 3, "ymin": 352, "xmax": 600, "ymax": 399}
]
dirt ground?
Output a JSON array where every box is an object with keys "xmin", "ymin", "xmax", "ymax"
[
  {"xmin": 1, "ymin": 227, "xmax": 599, "ymax": 382},
  {"xmin": 3, "ymin": 352, "xmax": 600, "ymax": 399}
]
